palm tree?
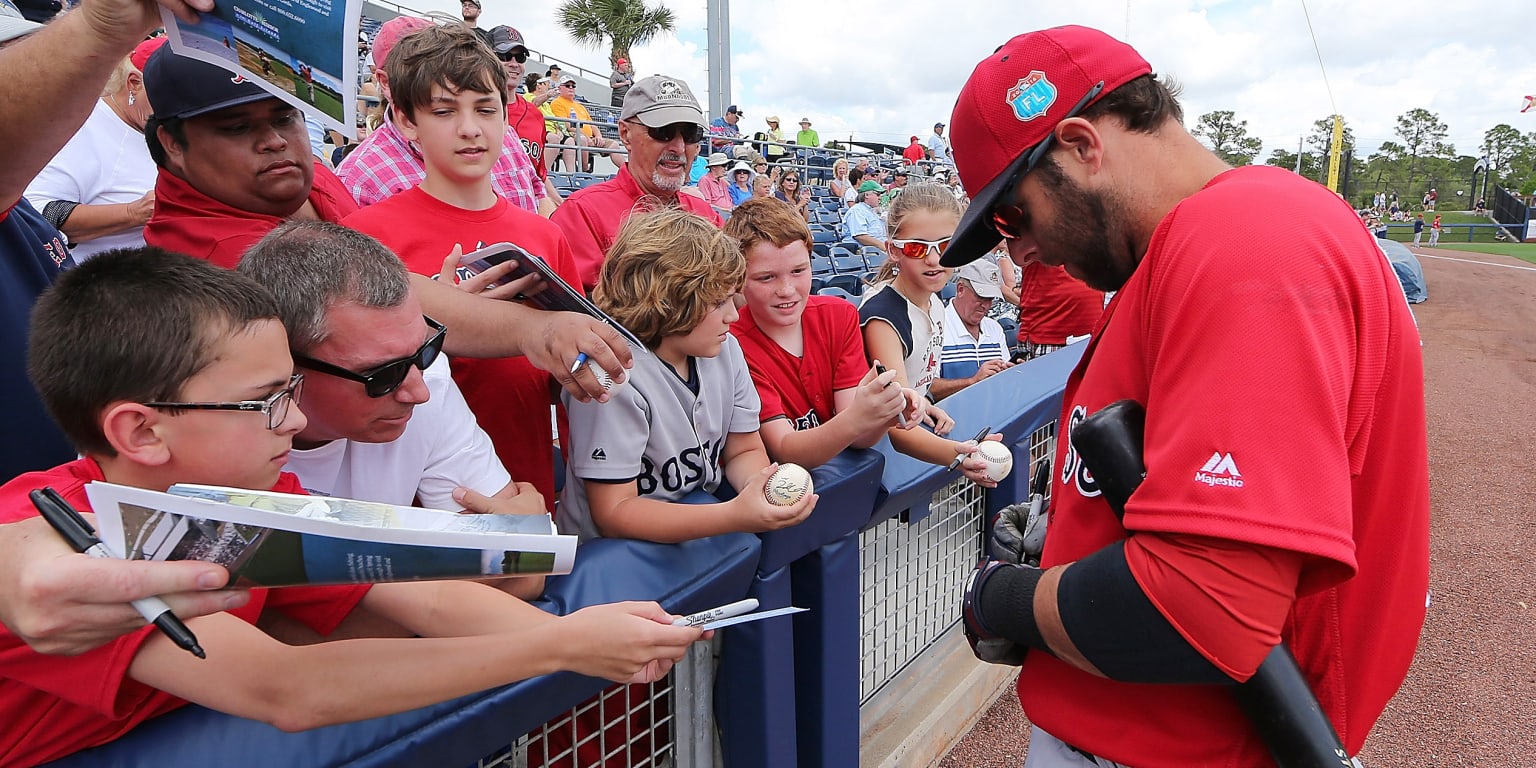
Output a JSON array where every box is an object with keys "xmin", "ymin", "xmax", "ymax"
[{"xmin": 556, "ymin": 0, "xmax": 676, "ymax": 71}]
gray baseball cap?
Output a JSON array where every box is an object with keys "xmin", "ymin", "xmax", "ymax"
[
  {"xmin": 955, "ymin": 260, "xmax": 1003, "ymax": 299},
  {"xmin": 0, "ymin": 0, "xmax": 41, "ymax": 45},
  {"xmin": 621, "ymin": 75, "xmax": 705, "ymax": 127}
]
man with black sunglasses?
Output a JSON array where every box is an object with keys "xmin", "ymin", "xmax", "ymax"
[
  {"xmin": 941, "ymin": 26, "xmax": 1427, "ymax": 768},
  {"xmin": 552, "ymin": 74, "xmax": 723, "ymax": 291},
  {"xmin": 241, "ymin": 221, "xmax": 547, "ymax": 599},
  {"xmin": 492, "ymin": 25, "xmax": 563, "ymax": 209}
]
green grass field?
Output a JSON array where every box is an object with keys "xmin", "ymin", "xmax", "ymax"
[{"xmin": 1430, "ymin": 243, "xmax": 1536, "ymax": 265}]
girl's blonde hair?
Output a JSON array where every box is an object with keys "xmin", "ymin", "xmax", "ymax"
[
  {"xmin": 869, "ymin": 183, "xmax": 964, "ymax": 284},
  {"xmin": 595, "ymin": 209, "xmax": 745, "ymax": 349}
]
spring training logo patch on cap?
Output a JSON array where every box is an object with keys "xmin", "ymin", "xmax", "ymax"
[
  {"xmin": 656, "ymin": 78, "xmax": 686, "ymax": 101},
  {"xmin": 1007, "ymin": 71, "xmax": 1057, "ymax": 122}
]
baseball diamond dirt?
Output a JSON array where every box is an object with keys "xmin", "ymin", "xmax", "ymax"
[{"xmin": 939, "ymin": 245, "xmax": 1536, "ymax": 767}]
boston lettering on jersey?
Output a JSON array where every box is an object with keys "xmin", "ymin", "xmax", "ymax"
[
  {"xmin": 791, "ymin": 408, "xmax": 822, "ymax": 432},
  {"xmin": 637, "ymin": 438, "xmax": 726, "ymax": 495}
]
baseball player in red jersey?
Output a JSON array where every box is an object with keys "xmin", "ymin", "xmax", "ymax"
[{"xmin": 943, "ymin": 27, "xmax": 1429, "ymax": 767}]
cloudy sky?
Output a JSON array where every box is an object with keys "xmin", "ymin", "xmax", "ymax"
[{"xmin": 411, "ymin": 0, "xmax": 1536, "ymax": 161}]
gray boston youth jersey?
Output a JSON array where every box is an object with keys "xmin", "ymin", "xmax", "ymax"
[{"xmin": 557, "ymin": 336, "xmax": 761, "ymax": 541}]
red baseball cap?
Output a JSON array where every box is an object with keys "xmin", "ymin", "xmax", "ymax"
[
  {"xmin": 942, "ymin": 26, "xmax": 1151, "ymax": 267},
  {"xmin": 130, "ymin": 37, "xmax": 166, "ymax": 73},
  {"xmin": 372, "ymin": 16, "xmax": 432, "ymax": 73}
]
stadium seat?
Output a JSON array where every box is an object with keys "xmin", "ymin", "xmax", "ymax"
[
  {"xmin": 864, "ymin": 249, "xmax": 888, "ymax": 271},
  {"xmin": 939, "ymin": 281, "xmax": 957, "ymax": 302},
  {"xmin": 833, "ymin": 254, "xmax": 865, "ymax": 274},
  {"xmin": 811, "ymin": 255, "xmax": 836, "ymax": 276},
  {"xmin": 811, "ymin": 243, "xmax": 831, "ymax": 259},
  {"xmin": 812, "ymin": 229, "xmax": 838, "ymax": 245},
  {"xmin": 817, "ymin": 286, "xmax": 856, "ymax": 304},
  {"xmin": 997, "ymin": 316, "xmax": 1018, "ymax": 341},
  {"xmin": 826, "ymin": 274, "xmax": 863, "ymax": 297}
]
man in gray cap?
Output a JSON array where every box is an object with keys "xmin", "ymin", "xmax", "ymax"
[
  {"xmin": 931, "ymin": 260, "xmax": 1012, "ymax": 399},
  {"xmin": 551, "ymin": 74, "xmax": 723, "ymax": 291}
]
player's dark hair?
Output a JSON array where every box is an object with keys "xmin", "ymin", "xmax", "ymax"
[
  {"xmin": 239, "ymin": 221, "xmax": 411, "ymax": 354},
  {"xmin": 1079, "ymin": 74, "xmax": 1184, "ymax": 134},
  {"xmin": 724, "ymin": 196, "xmax": 812, "ymax": 254},
  {"xmin": 144, "ymin": 115, "xmax": 188, "ymax": 168},
  {"xmin": 386, "ymin": 24, "xmax": 507, "ymax": 122},
  {"xmin": 595, "ymin": 209, "xmax": 744, "ymax": 349},
  {"xmin": 27, "ymin": 247, "xmax": 280, "ymax": 457}
]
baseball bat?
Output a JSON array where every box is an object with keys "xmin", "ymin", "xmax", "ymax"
[{"xmin": 1070, "ymin": 400, "xmax": 1352, "ymax": 768}]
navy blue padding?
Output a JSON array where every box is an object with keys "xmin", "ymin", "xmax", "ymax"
[
  {"xmin": 49, "ymin": 525, "xmax": 761, "ymax": 768},
  {"xmin": 716, "ymin": 571, "xmax": 799, "ymax": 768},
  {"xmin": 791, "ymin": 535, "xmax": 862, "ymax": 767},
  {"xmin": 868, "ymin": 345, "xmax": 1082, "ymax": 528}
]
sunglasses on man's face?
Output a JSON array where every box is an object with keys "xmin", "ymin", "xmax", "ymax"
[
  {"xmin": 628, "ymin": 120, "xmax": 703, "ymax": 144},
  {"xmin": 891, "ymin": 237, "xmax": 952, "ymax": 260},
  {"xmin": 293, "ymin": 317, "xmax": 446, "ymax": 398},
  {"xmin": 497, "ymin": 51, "xmax": 528, "ymax": 63}
]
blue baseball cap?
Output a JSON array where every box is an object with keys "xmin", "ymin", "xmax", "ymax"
[{"xmin": 144, "ymin": 46, "xmax": 274, "ymax": 120}]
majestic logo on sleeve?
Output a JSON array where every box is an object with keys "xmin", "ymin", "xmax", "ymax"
[
  {"xmin": 1060, "ymin": 404, "xmax": 1100, "ymax": 498},
  {"xmin": 1007, "ymin": 72, "xmax": 1057, "ymax": 122},
  {"xmin": 1195, "ymin": 452, "xmax": 1244, "ymax": 488}
]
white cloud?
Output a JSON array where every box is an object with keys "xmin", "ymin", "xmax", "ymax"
[{"xmin": 407, "ymin": 0, "xmax": 1536, "ymax": 158}]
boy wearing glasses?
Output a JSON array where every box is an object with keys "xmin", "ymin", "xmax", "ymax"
[
  {"xmin": 0, "ymin": 247, "xmax": 706, "ymax": 766},
  {"xmin": 558, "ymin": 209, "xmax": 817, "ymax": 542},
  {"xmin": 343, "ymin": 25, "xmax": 582, "ymax": 510},
  {"xmin": 551, "ymin": 75, "xmax": 723, "ymax": 292}
]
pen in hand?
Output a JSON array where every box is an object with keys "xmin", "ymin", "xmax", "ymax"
[
  {"xmin": 872, "ymin": 362, "xmax": 908, "ymax": 427},
  {"xmin": 946, "ymin": 425, "xmax": 993, "ymax": 471},
  {"xmin": 29, "ymin": 487, "xmax": 207, "ymax": 660},
  {"xmin": 569, "ymin": 352, "xmax": 589, "ymax": 376}
]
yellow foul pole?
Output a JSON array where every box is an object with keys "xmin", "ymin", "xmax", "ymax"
[{"xmin": 1325, "ymin": 115, "xmax": 1344, "ymax": 192}]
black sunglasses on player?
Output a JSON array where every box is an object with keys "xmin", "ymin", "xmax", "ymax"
[
  {"xmin": 497, "ymin": 50, "xmax": 528, "ymax": 64},
  {"xmin": 293, "ymin": 316, "xmax": 446, "ymax": 398},
  {"xmin": 625, "ymin": 119, "xmax": 703, "ymax": 144},
  {"xmin": 991, "ymin": 80, "xmax": 1105, "ymax": 241}
]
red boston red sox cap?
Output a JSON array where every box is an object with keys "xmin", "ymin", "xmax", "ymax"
[{"xmin": 942, "ymin": 26, "xmax": 1151, "ymax": 267}]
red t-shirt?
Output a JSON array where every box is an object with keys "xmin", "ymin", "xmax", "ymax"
[
  {"xmin": 143, "ymin": 161, "xmax": 359, "ymax": 268},
  {"xmin": 507, "ymin": 96, "xmax": 548, "ymax": 183},
  {"xmin": 343, "ymin": 187, "xmax": 582, "ymax": 509},
  {"xmin": 550, "ymin": 164, "xmax": 723, "ymax": 293},
  {"xmin": 902, "ymin": 143, "xmax": 924, "ymax": 165},
  {"xmin": 0, "ymin": 459, "xmax": 370, "ymax": 767},
  {"xmin": 1015, "ymin": 262, "xmax": 1104, "ymax": 345},
  {"xmin": 1023, "ymin": 166, "xmax": 1429, "ymax": 765},
  {"xmin": 731, "ymin": 296, "xmax": 867, "ymax": 428}
]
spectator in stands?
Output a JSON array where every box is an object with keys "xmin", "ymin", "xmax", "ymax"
[
  {"xmin": 696, "ymin": 151, "xmax": 734, "ymax": 212},
  {"xmin": 340, "ymin": 17, "xmax": 550, "ymax": 215},
  {"xmin": 491, "ymin": 25, "xmax": 562, "ymax": 210},
  {"xmin": 903, "ymin": 135, "xmax": 926, "ymax": 166},
  {"xmin": 829, "ymin": 157, "xmax": 851, "ymax": 199},
  {"xmin": 548, "ymin": 74, "xmax": 626, "ymax": 174},
  {"xmin": 709, "ymin": 103, "xmax": 744, "ymax": 151},
  {"xmin": 341, "ymin": 25, "xmax": 586, "ymax": 511},
  {"xmin": 751, "ymin": 172, "xmax": 773, "ymax": 200},
  {"xmin": 140, "ymin": 47, "xmax": 359, "ymax": 268},
  {"xmin": 551, "ymin": 74, "xmax": 723, "ymax": 291},
  {"xmin": 881, "ymin": 167, "xmax": 910, "ymax": 206},
  {"xmin": 858, "ymin": 184, "xmax": 1003, "ymax": 484},
  {"xmin": 142, "ymin": 33, "xmax": 629, "ymax": 412},
  {"xmin": 866, "ymin": 165, "xmax": 889, "ymax": 189},
  {"xmin": 1013, "ymin": 261, "xmax": 1105, "ymax": 361},
  {"xmin": 931, "ymin": 260, "xmax": 1012, "ymax": 400},
  {"xmin": 558, "ymin": 209, "xmax": 817, "ymax": 542},
  {"xmin": 926, "ymin": 122, "xmax": 953, "ymax": 165},
  {"xmin": 240, "ymin": 222, "xmax": 545, "ymax": 599},
  {"xmin": 459, "ymin": 0, "xmax": 492, "ymax": 48},
  {"xmin": 796, "ymin": 117, "xmax": 820, "ymax": 148},
  {"xmin": 843, "ymin": 167, "xmax": 864, "ymax": 207},
  {"xmin": 546, "ymin": 63, "xmax": 562, "ymax": 80},
  {"xmin": 525, "ymin": 73, "xmax": 556, "ymax": 108},
  {"xmin": 844, "ymin": 180, "xmax": 887, "ymax": 249},
  {"xmin": 0, "ymin": 246, "xmax": 706, "ymax": 766},
  {"xmin": 727, "ymin": 161, "xmax": 754, "ymax": 207},
  {"xmin": 726, "ymin": 197, "xmax": 916, "ymax": 467},
  {"xmin": 25, "ymin": 37, "xmax": 160, "ymax": 263},
  {"xmin": 609, "ymin": 56, "xmax": 633, "ymax": 107},
  {"xmin": 759, "ymin": 115, "xmax": 787, "ymax": 165},
  {"xmin": 775, "ymin": 170, "xmax": 811, "ymax": 221}
]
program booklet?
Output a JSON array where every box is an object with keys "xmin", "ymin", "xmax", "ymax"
[
  {"xmin": 457, "ymin": 242, "xmax": 643, "ymax": 349},
  {"xmin": 84, "ymin": 482, "xmax": 576, "ymax": 587}
]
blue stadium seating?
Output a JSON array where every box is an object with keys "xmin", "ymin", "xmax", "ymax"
[
  {"xmin": 817, "ymin": 286, "xmax": 856, "ymax": 304},
  {"xmin": 825, "ymin": 274, "xmax": 863, "ymax": 297}
]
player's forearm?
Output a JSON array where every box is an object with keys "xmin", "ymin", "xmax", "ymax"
[{"xmin": 0, "ymin": 12, "xmax": 151, "ymax": 205}]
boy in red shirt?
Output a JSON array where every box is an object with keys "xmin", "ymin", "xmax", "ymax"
[
  {"xmin": 0, "ymin": 248, "xmax": 703, "ymax": 767},
  {"xmin": 344, "ymin": 25, "xmax": 582, "ymax": 508}
]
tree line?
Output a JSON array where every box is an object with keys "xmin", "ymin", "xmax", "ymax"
[{"xmin": 1192, "ymin": 109, "xmax": 1536, "ymax": 208}]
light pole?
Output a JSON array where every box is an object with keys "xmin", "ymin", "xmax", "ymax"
[{"xmin": 706, "ymin": 0, "xmax": 730, "ymax": 123}]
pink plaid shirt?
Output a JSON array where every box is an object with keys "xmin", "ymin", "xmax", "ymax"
[{"xmin": 337, "ymin": 109, "xmax": 544, "ymax": 211}]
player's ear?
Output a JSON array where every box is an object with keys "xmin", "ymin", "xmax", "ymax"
[{"xmin": 1054, "ymin": 118, "xmax": 1104, "ymax": 172}]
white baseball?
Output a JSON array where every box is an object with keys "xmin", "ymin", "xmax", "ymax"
[
  {"xmin": 586, "ymin": 361, "xmax": 620, "ymax": 392},
  {"xmin": 764, "ymin": 463, "xmax": 814, "ymax": 506},
  {"xmin": 974, "ymin": 441, "xmax": 1014, "ymax": 483}
]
